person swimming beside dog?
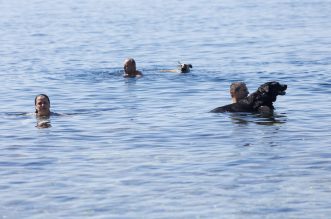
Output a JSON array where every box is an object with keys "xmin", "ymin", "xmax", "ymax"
[
  {"xmin": 123, "ymin": 58, "xmax": 143, "ymax": 78},
  {"xmin": 211, "ymin": 81, "xmax": 287, "ymax": 114},
  {"xmin": 229, "ymin": 82, "xmax": 273, "ymax": 115}
]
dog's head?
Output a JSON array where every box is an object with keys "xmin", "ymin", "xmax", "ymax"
[
  {"xmin": 177, "ymin": 63, "xmax": 192, "ymax": 73},
  {"xmin": 257, "ymin": 81, "xmax": 287, "ymax": 103}
]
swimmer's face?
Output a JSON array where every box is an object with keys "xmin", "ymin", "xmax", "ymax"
[
  {"xmin": 35, "ymin": 96, "xmax": 50, "ymax": 116},
  {"xmin": 234, "ymin": 85, "xmax": 249, "ymax": 101}
]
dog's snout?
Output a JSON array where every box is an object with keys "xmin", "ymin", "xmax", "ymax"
[{"xmin": 277, "ymin": 84, "xmax": 287, "ymax": 96}]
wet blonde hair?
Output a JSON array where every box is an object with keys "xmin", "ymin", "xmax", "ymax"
[{"xmin": 230, "ymin": 82, "xmax": 247, "ymax": 98}]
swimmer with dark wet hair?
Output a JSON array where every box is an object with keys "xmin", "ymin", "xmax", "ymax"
[
  {"xmin": 34, "ymin": 94, "xmax": 52, "ymax": 128},
  {"xmin": 123, "ymin": 58, "xmax": 143, "ymax": 78}
]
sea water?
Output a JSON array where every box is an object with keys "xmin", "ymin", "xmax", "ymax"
[{"xmin": 1, "ymin": 0, "xmax": 331, "ymax": 218}]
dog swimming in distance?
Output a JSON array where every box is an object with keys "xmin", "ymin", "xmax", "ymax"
[{"xmin": 160, "ymin": 62, "xmax": 192, "ymax": 73}]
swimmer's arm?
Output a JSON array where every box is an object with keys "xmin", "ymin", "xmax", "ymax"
[{"xmin": 123, "ymin": 71, "xmax": 143, "ymax": 78}]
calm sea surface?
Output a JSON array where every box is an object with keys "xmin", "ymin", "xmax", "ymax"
[{"xmin": 1, "ymin": 0, "xmax": 331, "ymax": 218}]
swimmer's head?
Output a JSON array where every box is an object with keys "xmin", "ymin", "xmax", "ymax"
[
  {"xmin": 35, "ymin": 94, "xmax": 51, "ymax": 116},
  {"xmin": 230, "ymin": 82, "xmax": 249, "ymax": 103},
  {"xmin": 123, "ymin": 58, "xmax": 137, "ymax": 75}
]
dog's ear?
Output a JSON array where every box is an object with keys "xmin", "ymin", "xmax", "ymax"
[
  {"xmin": 271, "ymin": 81, "xmax": 280, "ymax": 86},
  {"xmin": 258, "ymin": 84, "xmax": 269, "ymax": 93}
]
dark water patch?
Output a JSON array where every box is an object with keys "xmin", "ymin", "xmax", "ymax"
[
  {"xmin": 2, "ymin": 112, "xmax": 32, "ymax": 117},
  {"xmin": 30, "ymin": 33, "xmax": 48, "ymax": 37},
  {"xmin": 0, "ymin": 161, "xmax": 23, "ymax": 167},
  {"xmin": 62, "ymin": 107, "xmax": 117, "ymax": 116},
  {"xmin": 64, "ymin": 67, "xmax": 123, "ymax": 82},
  {"xmin": 23, "ymin": 158, "xmax": 58, "ymax": 168},
  {"xmin": 222, "ymin": 112, "xmax": 288, "ymax": 126}
]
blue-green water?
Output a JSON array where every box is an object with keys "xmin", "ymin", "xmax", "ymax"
[{"xmin": 1, "ymin": 0, "xmax": 331, "ymax": 218}]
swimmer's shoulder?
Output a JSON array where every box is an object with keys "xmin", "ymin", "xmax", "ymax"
[{"xmin": 123, "ymin": 71, "xmax": 143, "ymax": 78}]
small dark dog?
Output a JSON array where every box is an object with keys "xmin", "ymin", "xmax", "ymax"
[
  {"xmin": 178, "ymin": 63, "xmax": 192, "ymax": 73},
  {"xmin": 211, "ymin": 81, "xmax": 287, "ymax": 113},
  {"xmin": 160, "ymin": 62, "xmax": 192, "ymax": 73}
]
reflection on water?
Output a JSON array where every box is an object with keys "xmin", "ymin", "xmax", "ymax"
[
  {"xmin": 229, "ymin": 112, "xmax": 287, "ymax": 126},
  {"xmin": 36, "ymin": 116, "xmax": 52, "ymax": 128},
  {"xmin": 2, "ymin": 112, "xmax": 67, "ymax": 129}
]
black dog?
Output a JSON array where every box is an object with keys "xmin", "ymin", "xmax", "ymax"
[{"xmin": 211, "ymin": 81, "xmax": 287, "ymax": 113}]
